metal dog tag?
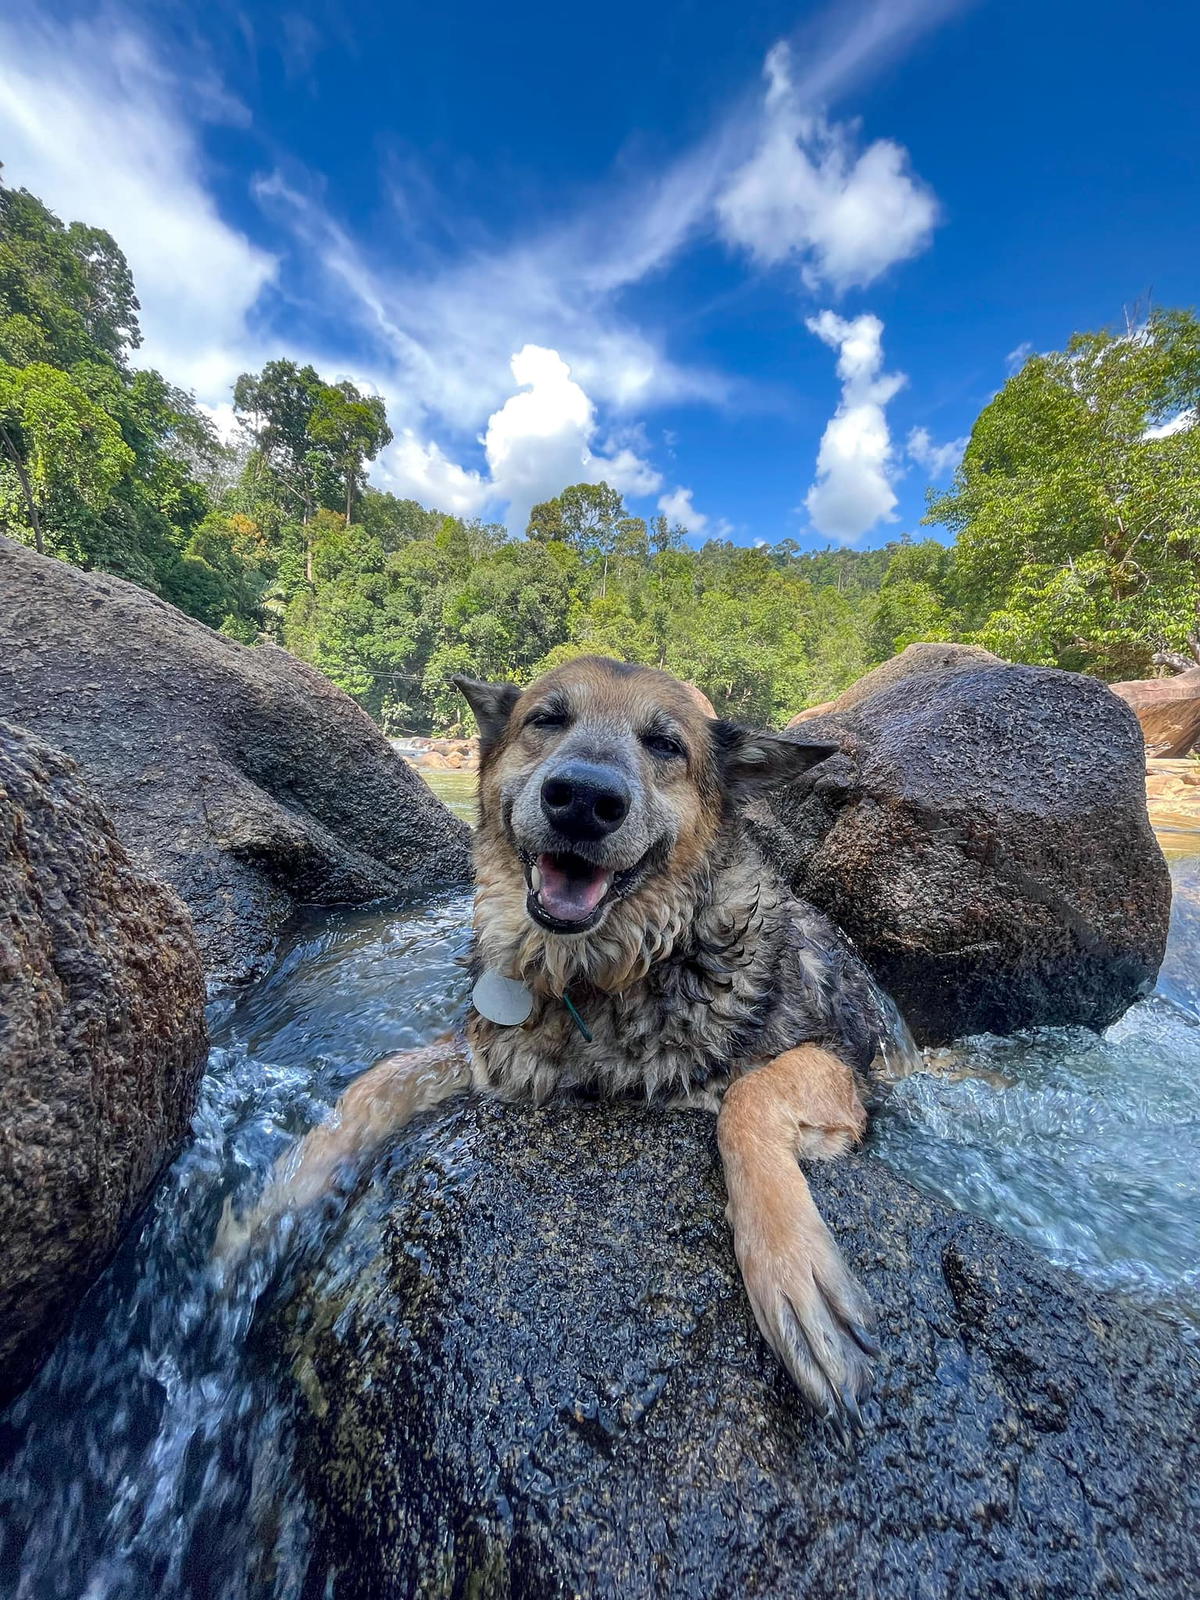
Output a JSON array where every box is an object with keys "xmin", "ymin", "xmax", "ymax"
[{"xmin": 471, "ymin": 970, "xmax": 534, "ymax": 1027}]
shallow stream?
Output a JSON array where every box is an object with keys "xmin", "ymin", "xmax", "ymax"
[{"xmin": 2, "ymin": 770, "xmax": 1197, "ymax": 1597}]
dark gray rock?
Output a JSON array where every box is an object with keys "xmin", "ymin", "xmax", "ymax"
[
  {"xmin": 292, "ymin": 1098, "xmax": 1199, "ymax": 1600},
  {"xmin": 763, "ymin": 662, "xmax": 1171, "ymax": 1045},
  {"xmin": 0, "ymin": 722, "xmax": 208, "ymax": 1405},
  {"xmin": 0, "ymin": 534, "xmax": 472, "ymax": 981}
]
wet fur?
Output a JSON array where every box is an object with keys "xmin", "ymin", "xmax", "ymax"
[
  {"xmin": 466, "ymin": 656, "xmax": 882, "ymax": 1107},
  {"xmin": 224, "ymin": 657, "xmax": 887, "ymax": 1433}
]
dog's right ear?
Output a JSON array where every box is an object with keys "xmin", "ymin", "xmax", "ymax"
[{"xmin": 452, "ymin": 676, "xmax": 521, "ymax": 751}]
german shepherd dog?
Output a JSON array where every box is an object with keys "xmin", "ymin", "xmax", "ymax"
[{"xmin": 221, "ymin": 656, "xmax": 885, "ymax": 1433}]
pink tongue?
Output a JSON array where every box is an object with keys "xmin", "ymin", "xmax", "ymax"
[{"xmin": 536, "ymin": 853, "xmax": 611, "ymax": 922}]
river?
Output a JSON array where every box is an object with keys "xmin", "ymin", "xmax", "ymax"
[{"xmin": 1, "ymin": 767, "xmax": 1197, "ymax": 1597}]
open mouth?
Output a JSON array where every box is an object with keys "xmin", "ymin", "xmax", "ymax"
[{"xmin": 525, "ymin": 849, "xmax": 648, "ymax": 934}]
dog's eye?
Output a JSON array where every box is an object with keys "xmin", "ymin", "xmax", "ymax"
[
  {"xmin": 642, "ymin": 730, "xmax": 685, "ymax": 759},
  {"xmin": 524, "ymin": 707, "xmax": 568, "ymax": 731}
]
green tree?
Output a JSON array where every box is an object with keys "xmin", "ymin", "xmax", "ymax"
[
  {"xmin": 307, "ymin": 381, "xmax": 393, "ymax": 524},
  {"xmin": 0, "ymin": 361, "xmax": 133, "ymax": 554},
  {"xmin": 928, "ymin": 309, "xmax": 1200, "ymax": 676},
  {"xmin": 0, "ymin": 184, "xmax": 141, "ymax": 368}
]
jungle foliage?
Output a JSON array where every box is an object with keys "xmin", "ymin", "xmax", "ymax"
[{"xmin": 3, "ymin": 177, "xmax": 1198, "ymax": 730}]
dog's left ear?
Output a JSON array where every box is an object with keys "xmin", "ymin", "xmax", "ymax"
[
  {"xmin": 453, "ymin": 675, "xmax": 521, "ymax": 750},
  {"xmin": 712, "ymin": 721, "xmax": 837, "ymax": 794}
]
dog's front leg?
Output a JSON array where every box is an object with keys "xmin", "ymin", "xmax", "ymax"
[
  {"xmin": 717, "ymin": 1046, "xmax": 878, "ymax": 1433},
  {"xmin": 214, "ymin": 1040, "xmax": 471, "ymax": 1258}
]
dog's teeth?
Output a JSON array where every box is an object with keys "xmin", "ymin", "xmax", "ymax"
[{"xmin": 530, "ymin": 863, "xmax": 542, "ymax": 892}]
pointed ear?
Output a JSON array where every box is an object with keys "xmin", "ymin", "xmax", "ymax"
[
  {"xmin": 452, "ymin": 675, "xmax": 521, "ymax": 749},
  {"xmin": 712, "ymin": 720, "xmax": 837, "ymax": 795}
]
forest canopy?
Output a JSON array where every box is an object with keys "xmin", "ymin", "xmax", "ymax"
[{"xmin": 2, "ymin": 176, "xmax": 1198, "ymax": 731}]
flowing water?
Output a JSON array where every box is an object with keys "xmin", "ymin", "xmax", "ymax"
[{"xmin": 2, "ymin": 765, "xmax": 1198, "ymax": 1596}]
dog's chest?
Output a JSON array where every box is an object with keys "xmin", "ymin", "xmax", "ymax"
[{"xmin": 470, "ymin": 950, "xmax": 771, "ymax": 1104}]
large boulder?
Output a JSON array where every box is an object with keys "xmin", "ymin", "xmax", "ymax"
[
  {"xmin": 291, "ymin": 1099, "xmax": 1199, "ymax": 1600},
  {"xmin": 1110, "ymin": 666, "xmax": 1200, "ymax": 758},
  {"xmin": 0, "ymin": 723, "xmax": 207, "ymax": 1405},
  {"xmin": 763, "ymin": 658, "xmax": 1170, "ymax": 1044},
  {"xmin": 787, "ymin": 642, "xmax": 1003, "ymax": 727},
  {"xmin": 0, "ymin": 536, "xmax": 472, "ymax": 980}
]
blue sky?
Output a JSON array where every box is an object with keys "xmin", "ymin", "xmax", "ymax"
[{"xmin": 1, "ymin": 0, "xmax": 1197, "ymax": 548}]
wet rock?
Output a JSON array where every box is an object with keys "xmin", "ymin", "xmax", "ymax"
[
  {"xmin": 293, "ymin": 1098, "xmax": 1199, "ymax": 1600},
  {"xmin": 1111, "ymin": 667, "xmax": 1200, "ymax": 757},
  {"xmin": 786, "ymin": 643, "xmax": 1003, "ymax": 728},
  {"xmin": 0, "ymin": 535, "xmax": 471, "ymax": 980},
  {"xmin": 763, "ymin": 659, "xmax": 1171, "ymax": 1044},
  {"xmin": 0, "ymin": 722, "xmax": 207, "ymax": 1405}
]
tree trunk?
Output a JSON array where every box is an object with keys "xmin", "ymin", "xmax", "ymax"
[{"xmin": 0, "ymin": 424, "xmax": 43, "ymax": 555}]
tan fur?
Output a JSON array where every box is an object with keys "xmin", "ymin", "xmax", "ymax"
[
  {"xmin": 473, "ymin": 658, "xmax": 723, "ymax": 997},
  {"xmin": 718, "ymin": 1049, "xmax": 875, "ymax": 1423}
]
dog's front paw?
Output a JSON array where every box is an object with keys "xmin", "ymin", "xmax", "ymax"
[{"xmin": 731, "ymin": 1181, "xmax": 879, "ymax": 1438}]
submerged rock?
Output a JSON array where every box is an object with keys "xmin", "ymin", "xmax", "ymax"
[
  {"xmin": 764, "ymin": 658, "xmax": 1171, "ymax": 1044},
  {"xmin": 0, "ymin": 723, "xmax": 207, "ymax": 1406},
  {"xmin": 0, "ymin": 535, "xmax": 472, "ymax": 980},
  {"xmin": 293, "ymin": 1098, "xmax": 1199, "ymax": 1600}
]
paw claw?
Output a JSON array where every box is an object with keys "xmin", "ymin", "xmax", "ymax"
[{"xmin": 844, "ymin": 1318, "xmax": 881, "ymax": 1359}]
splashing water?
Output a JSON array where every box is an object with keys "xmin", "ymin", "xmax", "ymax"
[
  {"xmin": 1, "ymin": 771, "xmax": 1198, "ymax": 1593},
  {"xmin": 871, "ymin": 850, "xmax": 1200, "ymax": 1339},
  {"xmin": 0, "ymin": 895, "xmax": 474, "ymax": 1600}
]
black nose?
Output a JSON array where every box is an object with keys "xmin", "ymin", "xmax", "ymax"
[{"xmin": 540, "ymin": 761, "xmax": 631, "ymax": 842}]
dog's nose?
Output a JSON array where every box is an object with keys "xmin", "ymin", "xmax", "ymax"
[{"xmin": 540, "ymin": 761, "xmax": 631, "ymax": 841}]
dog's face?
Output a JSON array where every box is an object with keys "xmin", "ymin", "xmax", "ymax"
[{"xmin": 456, "ymin": 657, "xmax": 835, "ymax": 943}]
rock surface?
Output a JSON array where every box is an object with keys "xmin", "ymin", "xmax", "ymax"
[
  {"xmin": 1111, "ymin": 666, "xmax": 1200, "ymax": 757},
  {"xmin": 0, "ymin": 536, "xmax": 472, "ymax": 979},
  {"xmin": 786, "ymin": 642, "xmax": 1003, "ymax": 727},
  {"xmin": 765, "ymin": 658, "xmax": 1171, "ymax": 1044},
  {"xmin": 292, "ymin": 1098, "xmax": 1199, "ymax": 1600},
  {"xmin": 0, "ymin": 722, "xmax": 208, "ymax": 1406}
]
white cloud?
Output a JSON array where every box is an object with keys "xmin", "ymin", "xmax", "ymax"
[
  {"xmin": 1145, "ymin": 409, "xmax": 1196, "ymax": 441},
  {"xmin": 657, "ymin": 486, "xmax": 709, "ymax": 534},
  {"xmin": 1005, "ymin": 340, "xmax": 1035, "ymax": 375},
  {"xmin": 380, "ymin": 345, "xmax": 661, "ymax": 529},
  {"xmin": 715, "ymin": 42, "xmax": 938, "ymax": 293},
  {"xmin": 379, "ymin": 432, "xmax": 490, "ymax": 517},
  {"xmin": 196, "ymin": 401, "xmax": 240, "ymax": 446},
  {"xmin": 804, "ymin": 310, "xmax": 905, "ymax": 543},
  {"xmin": 906, "ymin": 425, "xmax": 967, "ymax": 478},
  {"xmin": 0, "ymin": 11, "xmax": 276, "ymax": 404},
  {"xmin": 0, "ymin": 0, "xmax": 958, "ymax": 533}
]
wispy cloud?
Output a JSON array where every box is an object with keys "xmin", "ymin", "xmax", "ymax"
[
  {"xmin": 907, "ymin": 424, "xmax": 967, "ymax": 477},
  {"xmin": 0, "ymin": 9, "xmax": 276, "ymax": 400},
  {"xmin": 0, "ymin": 0, "xmax": 962, "ymax": 532}
]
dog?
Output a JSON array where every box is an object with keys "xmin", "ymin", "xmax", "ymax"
[{"xmin": 220, "ymin": 656, "xmax": 886, "ymax": 1434}]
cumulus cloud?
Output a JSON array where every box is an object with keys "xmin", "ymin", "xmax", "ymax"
[
  {"xmin": 804, "ymin": 310, "xmax": 905, "ymax": 543},
  {"xmin": 715, "ymin": 42, "xmax": 938, "ymax": 293},
  {"xmin": 0, "ymin": 10, "xmax": 276, "ymax": 403},
  {"xmin": 1144, "ymin": 409, "xmax": 1196, "ymax": 441},
  {"xmin": 906, "ymin": 425, "xmax": 967, "ymax": 478},
  {"xmin": 657, "ymin": 486, "xmax": 709, "ymax": 534},
  {"xmin": 379, "ymin": 432, "xmax": 490, "ymax": 517},
  {"xmin": 380, "ymin": 345, "xmax": 661, "ymax": 529}
]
